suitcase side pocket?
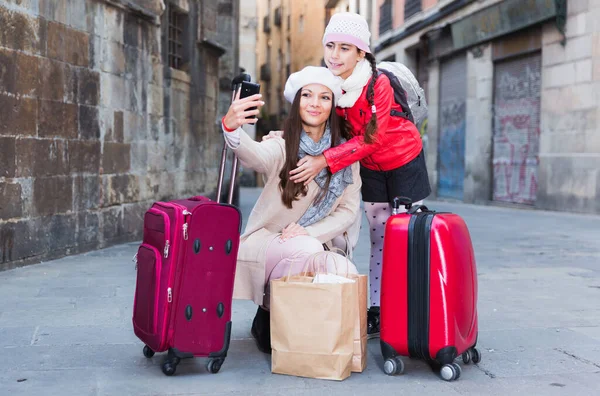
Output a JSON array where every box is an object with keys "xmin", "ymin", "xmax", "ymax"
[{"xmin": 133, "ymin": 244, "xmax": 162, "ymax": 336}]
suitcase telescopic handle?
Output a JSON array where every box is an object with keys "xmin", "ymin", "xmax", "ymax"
[
  {"xmin": 392, "ymin": 196, "xmax": 413, "ymax": 215},
  {"xmin": 216, "ymin": 73, "xmax": 251, "ymax": 205}
]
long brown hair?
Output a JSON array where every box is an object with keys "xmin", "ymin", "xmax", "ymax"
[
  {"xmin": 278, "ymin": 90, "xmax": 351, "ymax": 208},
  {"xmin": 363, "ymin": 52, "xmax": 379, "ymax": 144}
]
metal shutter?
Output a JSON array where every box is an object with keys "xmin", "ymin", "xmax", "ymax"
[
  {"xmin": 492, "ymin": 53, "xmax": 541, "ymax": 205},
  {"xmin": 437, "ymin": 54, "xmax": 467, "ymax": 200},
  {"xmin": 405, "ymin": 0, "xmax": 422, "ymax": 20}
]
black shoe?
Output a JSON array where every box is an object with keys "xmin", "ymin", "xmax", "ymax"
[
  {"xmin": 251, "ymin": 306, "xmax": 272, "ymax": 354},
  {"xmin": 367, "ymin": 306, "xmax": 380, "ymax": 339}
]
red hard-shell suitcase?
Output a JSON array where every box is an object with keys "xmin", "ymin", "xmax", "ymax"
[
  {"xmin": 132, "ymin": 74, "xmax": 251, "ymax": 376},
  {"xmin": 379, "ymin": 197, "xmax": 481, "ymax": 381}
]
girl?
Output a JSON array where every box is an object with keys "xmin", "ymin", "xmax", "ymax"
[
  {"xmin": 287, "ymin": 13, "xmax": 432, "ymax": 338},
  {"xmin": 221, "ymin": 66, "xmax": 362, "ymax": 354}
]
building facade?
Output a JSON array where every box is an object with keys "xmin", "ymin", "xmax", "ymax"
[
  {"xmin": 237, "ymin": 0, "xmax": 259, "ymax": 186},
  {"xmin": 0, "ymin": 0, "xmax": 240, "ymax": 269},
  {"xmin": 374, "ymin": 0, "xmax": 599, "ymax": 214}
]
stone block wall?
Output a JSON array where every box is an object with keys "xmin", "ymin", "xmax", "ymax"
[
  {"xmin": 537, "ymin": 3, "xmax": 600, "ymax": 213},
  {"xmin": 0, "ymin": 0, "xmax": 237, "ymax": 269}
]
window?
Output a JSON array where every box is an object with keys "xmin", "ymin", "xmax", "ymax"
[
  {"xmin": 166, "ymin": 3, "xmax": 188, "ymax": 70},
  {"xmin": 299, "ymin": 15, "xmax": 304, "ymax": 33},
  {"xmin": 263, "ymin": 15, "xmax": 271, "ymax": 33},
  {"xmin": 405, "ymin": 0, "xmax": 422, "ymax": 20},
  {"xmin": 274, "ymin": 7, "xmax": 282, "ymax": 27},
  {"xmin": 379, "ymin": 0, "xmax": 392, "ymax": 35}
]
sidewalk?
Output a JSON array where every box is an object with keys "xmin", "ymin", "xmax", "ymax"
[{"xmin": 1, "ymin": 187, "xmax": 600, "ymax": 395}]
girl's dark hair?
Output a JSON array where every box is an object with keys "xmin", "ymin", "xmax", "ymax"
[
  {"xmin": 278, "ymin": 90, "xmax": 351, "ymax": 208},
  {"xmin": 363, "ymin": 52, "xmax": 379, "ymax": 144}
]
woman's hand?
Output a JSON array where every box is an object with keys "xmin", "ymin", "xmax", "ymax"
[
  {"xmin": 279, "ymin": 222, "xmax": 309, "ymax": 242},
  {"xmin": 289, "ymin": 154, "xmax": 328, "ymax": 185},
  {"xmin": 261, "ymin": 130, "xmax": 284, "ymax": 141},
  {"xmin": 222, "ymin": 91, "xmax": 264, "ymax": 131}
]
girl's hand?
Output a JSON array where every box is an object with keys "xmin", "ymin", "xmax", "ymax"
[
  {"xmin": 280, "ymin": 222, "xmax": 308, "ymax": 242},
  {"xmin": 262, "ymin": 130, "xmax": 284, "ymax": 141},
  {"xmin": 222, "ymin": 90, "xmax": 264, "ymax": 131},
  {"xmin": 289, "ymin": 154, "xmax": 328, "ymax": 185}
]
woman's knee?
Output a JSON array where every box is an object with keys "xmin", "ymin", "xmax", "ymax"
[{"xmin": 286, "ymin": 235, "xmax": 324, "ymax": 256}]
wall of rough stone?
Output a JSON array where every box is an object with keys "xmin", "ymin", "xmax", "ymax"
[
  {"xmin": 536, "ymin": 2, "xmax": 600, "ymax": 213},
  {"xmin": 0, "ymin": 0, "xmax": 238, "ymax": 269}
]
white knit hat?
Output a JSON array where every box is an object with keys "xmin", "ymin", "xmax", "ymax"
[
  {"xmin": 322, "ymin": 12, "xmax": 371, "ymax": 53},
  {"xmin": 283, "ymin": 66, "xmax": 343, "ymax": 105}
]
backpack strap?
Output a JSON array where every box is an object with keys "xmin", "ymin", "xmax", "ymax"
[{"xmin": 375, "ymin": 69, "xmax": 415, "ymax": 124}]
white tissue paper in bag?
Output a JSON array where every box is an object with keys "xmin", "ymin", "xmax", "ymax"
[{"xmin": 313, "ymin": 274, "xmax": 356, "ymax": 284}]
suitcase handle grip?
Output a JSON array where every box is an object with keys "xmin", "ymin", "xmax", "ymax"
[
  {"xmin": 188, "ymin": 196, "xmax": 211, "ymax": 202},
  {"xmin": 407, "ymin": 204, "xmax": 431, "ymax": 214}
]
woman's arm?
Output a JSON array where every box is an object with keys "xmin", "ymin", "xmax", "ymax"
[
  {"xmin": 303, "ymin": 163, "xmax": 362, "ymax": 243},
  {"xmin": 226, "ymin": 126, "xmax": 285, "ymax": 175}
]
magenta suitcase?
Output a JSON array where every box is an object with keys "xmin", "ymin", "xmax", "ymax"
[{"xmin": 132, "ymin": 74, "xmax": 250, "ymax": 376}]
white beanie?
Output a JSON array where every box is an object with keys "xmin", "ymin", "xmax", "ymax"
[
  {"xmin": 283, "ymin": 66, "xmax": 343, "ymax": 105},
  {"xmin": 322, "ymin": 12, "xmax": 371, "ymax": 53}
]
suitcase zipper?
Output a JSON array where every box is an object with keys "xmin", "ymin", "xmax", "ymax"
[
  {"xmin": 164, "ymin": 240, "xmax": 170, "ymax": 258},
  {"xmin": 153, "ymin": 202, "xmax": 187, "ymax": 349}
]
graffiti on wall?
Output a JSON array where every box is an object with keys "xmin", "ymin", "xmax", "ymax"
[
  {"xmin": 493, "ymin": 57, "xmax": 541, "ymax": 205},
  {"xmin": 438, "ymin": 100, "xmax": 466, "ymax": 200}
]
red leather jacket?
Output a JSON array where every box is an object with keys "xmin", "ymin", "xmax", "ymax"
[{"xmin": 323, "ymin": 73, "xmax": 423, "ymax": 174}]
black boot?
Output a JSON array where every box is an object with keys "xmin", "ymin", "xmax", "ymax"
[
  {"xmin": 367, "ymin": 306, "xmax": 380, "ymax": 339},
  {"xmin": 251, "ymin": 306, "xmax": 271, "ymax": 354}
]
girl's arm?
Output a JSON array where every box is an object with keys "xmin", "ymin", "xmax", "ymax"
[
  {"xmin": 289, "ymin": 75, "xmax": 395, "ymax": 184},
  {"xmin": 323, "ymin": 75, "xmax": 394, "ymax": 174},
  {"xmin": 303, "ymin": 163, "xmax": 362, "ymax": 243}
]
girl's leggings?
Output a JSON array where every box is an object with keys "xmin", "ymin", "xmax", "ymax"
[{"xmin": 364, "ymin": 200, "xmax": 422, "ymax": 307}]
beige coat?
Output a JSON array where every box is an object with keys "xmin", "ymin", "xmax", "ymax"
[{"xmin": 230, "ymin": 129, "xmax": 362, "ymax": 305}]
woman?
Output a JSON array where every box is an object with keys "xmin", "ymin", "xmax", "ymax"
[
  {"xmin": 221, "ymin": 66, "xmax": 362, "ymax": 354},
  {"xmin": 282, "ymin": 13, "xmax": 432, "ymax": 339}
]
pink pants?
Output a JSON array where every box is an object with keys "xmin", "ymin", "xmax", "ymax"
[{"xmin": 262, "ymin": 235, "xmax": 358, "ymax": 310}]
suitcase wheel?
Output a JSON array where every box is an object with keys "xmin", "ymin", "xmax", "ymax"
[
  {"xmin": 162, "ymin": 360, "xmax": 177, "ymax": 376},
  {"xmin": 440, "ymin": 363, "xmax": 461, "ymax": 381},
  {"xmin": 462, "ymin": 351, "xmax": 471, "ymax": 364},
  {"xmin": 143, "ymin": 345, "xmax": 155, "ymax": 359},
  {"xmin": 383, "ymin": 356, "xmax": 404, "ymax": 376},
  {"xmin": 206, "ymin": 358, "xmax": 224, "ymax": 374},
  {"xmin": 471, "ymin": 347, "xmax": 481, "ymax": 364},
  {"xmin": 462, "ymin": 347, "xmax": 481, "ymax": 365}
]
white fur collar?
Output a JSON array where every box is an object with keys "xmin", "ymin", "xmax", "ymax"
[{"xmin": 337, "ymin": 59, "xmax": 373, "ymax": 109}]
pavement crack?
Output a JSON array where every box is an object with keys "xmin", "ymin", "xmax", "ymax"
[
  {"xmin": 30, "ymin": 325, "xmax": 40, "ymax": 346},
  {"xmin": 475, "ymin": 365, "xmax": 496, "ymax": 379},
  {"xmin": 555, "ymin": 348, "xmax": 600, "ymax": 369}
]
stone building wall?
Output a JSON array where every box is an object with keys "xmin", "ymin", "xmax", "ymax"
[{"xmin": 0, "ymin": 0, "xmax": 238, "ymax": 269}]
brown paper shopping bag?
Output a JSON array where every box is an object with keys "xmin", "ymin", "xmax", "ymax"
[
  {"xmin": 348, "ymin": 273, "xmax": 368, "ymax": 372},
  {"xmin": 312, "ymin": 249, "xmax": 368, "ymax": 373},
  {"xmin": 270, "ymin": 253, "xmax": 358, "ymax": 381}
]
